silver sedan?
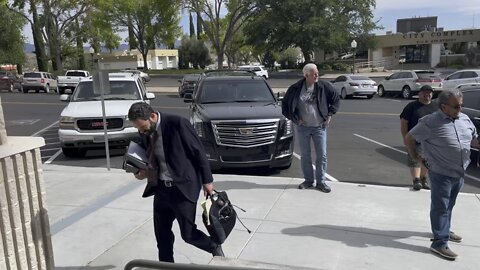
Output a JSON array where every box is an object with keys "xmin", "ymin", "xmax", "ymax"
[{"xmin": 331, "ymin": 75, "xmax": 377, "ymax": 99}]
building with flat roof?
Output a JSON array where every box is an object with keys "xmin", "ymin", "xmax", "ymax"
[{"xmin": 370, "ymin": 16, "xmax": 480, "ymax": 68}]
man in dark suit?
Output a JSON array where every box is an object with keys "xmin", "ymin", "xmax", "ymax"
[{"xmin": 127, "ymin": 102, "xmax": 224, "ymax": 262}]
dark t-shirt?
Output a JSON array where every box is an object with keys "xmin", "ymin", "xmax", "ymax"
[{"xmin": 400, "ymin": 101, "xmax": 437, "ymax": 131}]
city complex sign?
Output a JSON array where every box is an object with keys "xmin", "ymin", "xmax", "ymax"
[{"xmin": 377, "ymin": 29, "xmax": 480, "ymax": 47}]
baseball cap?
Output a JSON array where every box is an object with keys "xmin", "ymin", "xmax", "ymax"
[{"xmin": 419, "ymin": 85, "xmax": 434, "ymax": 92}]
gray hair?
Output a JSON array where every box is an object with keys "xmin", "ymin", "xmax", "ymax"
[
  {"xmin": 437, "ymin": 89, "xmax": 463, "ymax": 109},
  {"xmin": 303, "ymin": 63, "xmax": 318, "ymax": 77}
]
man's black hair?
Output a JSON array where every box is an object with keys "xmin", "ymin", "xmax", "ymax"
[{"xmin": 128, "ymin": 102, "xmax": 154, "ymax": 121}]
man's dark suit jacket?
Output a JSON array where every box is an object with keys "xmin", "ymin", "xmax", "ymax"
[{"xmin": 137, "ymin": 112, "xmax": 213, "ymax": 202}]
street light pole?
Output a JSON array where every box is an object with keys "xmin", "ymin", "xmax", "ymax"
[{"xmin": 351, "ymin": 39, "xmax": 357, "ymax": 74}]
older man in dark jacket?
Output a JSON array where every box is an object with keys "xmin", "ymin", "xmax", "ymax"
[{"xmin": 282, "ymin": 63, "xmax": 340, "ymax": 193}]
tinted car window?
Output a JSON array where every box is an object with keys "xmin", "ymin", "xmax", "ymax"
[
  {"xmin": 446, "ymin": 72, "xmax": 462, "ymax": 80},
  {"xmin": 66, "ymin": 71, "xmax": 89, "ymax": 77},
  {"xmin": 400, "ymin": 72, "xmax": 413, "ymax": 79},
  {"xmin": 24, "ymin": 72, "xmax": 41, "ymax": 78},
  {"xmin": 389, "ymin": 73, "xmax": 400, "ymax": 79},
  {"xmin": 199, "ymin": 80, "xmax": 274, "ymax": 104},
  {"xmin": 462, "ymin": 91, "xmax": 480, "ymax": 110},
  {"xmin": 461, "ymin": 71, "xmax": 478, "ymax": 79},
  {"xmin": 72, "ymin": 81, "xmax": 140, "ymax": 101},
  {"xmin": 417, "ymin": 73, "xmax": 440, "ymax": 80}
]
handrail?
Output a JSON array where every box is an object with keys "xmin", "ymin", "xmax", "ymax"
[{"xmin": 124, "ymin": 259, "xmax": 272, "ymax": 270}]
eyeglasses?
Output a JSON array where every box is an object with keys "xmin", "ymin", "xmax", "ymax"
[{"xmin": 443, "ymin": 103, "xmax": 463, "ymax": 110}]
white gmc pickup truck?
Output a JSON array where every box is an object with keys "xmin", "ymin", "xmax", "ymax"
[
  {"xmin": 57, "ymin": 70, "xmax": 90, "ymax": 94},
  {"xmin": 58, "ymin": 72, "xmax": 155, "ymax": 157}
]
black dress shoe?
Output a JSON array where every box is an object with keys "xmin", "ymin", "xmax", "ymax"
[
  {"xmin": 316, "ymin": 183, "xmax": 331, "ymax": 193},
  {"xmin": 298, "ymin": 182, "xmax": 314, "ymax": 189},
  {"xmin": 212, "ymin": 245, "xmax": 225, "ymax": 257}
]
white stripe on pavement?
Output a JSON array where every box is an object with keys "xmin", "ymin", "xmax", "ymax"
[
  {"xmin": 44, "ymin": 150, "xmax": 62, "ymax": 164},
  {"xmin": 353, "ymin": 133, "xmax": 480, "ymax": 183},
  {"xmin": 31, "ymin": 121, "xmax": 59, "ymax": 137},
  {"xmin": 292, "ymin": 152, "xmax": 339, "ymax": 182}
]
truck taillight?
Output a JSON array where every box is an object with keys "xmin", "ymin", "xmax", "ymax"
[{"xmin": 41, "ymin": 78, "xmax": 45, "ymax": 83}]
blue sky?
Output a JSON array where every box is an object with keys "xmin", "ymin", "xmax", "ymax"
[
  {"xmin": 23, "ymin": 1, "xmax": 480, "ymax": 43},
  {"xmin": 373, "ymin": 0, "xmax": 480, "ymax": 34}
]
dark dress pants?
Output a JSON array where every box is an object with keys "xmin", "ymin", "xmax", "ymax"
[{"xmin": 153, "ymin": 185, "xmax": 215, "ymax": 262}]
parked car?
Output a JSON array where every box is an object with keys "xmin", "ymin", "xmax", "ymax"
[
  {"xmin": 457, "ymin": 87, "xmax": 480, "ymax": 160},
  {"xmin": 178, "ymin": 74, "xmax": 200, "ymax": 97},
  {"xmin": 58, "ymin": 73, "xmax": 155, "ymax": 157},
  {"xmin": 441, "ymin": 69, "xmax": 480, "ymax": 90},
  {"xmin": 22, "ymin": 71, "xmax": 58, "ymax": 93},
  {"xmin": 377, "ymin": 70, "xmax": 443, "ymax": 99},
  {"xmin": 120, "ymin": 69, "xmax": 151, "ymax": 83},
  {"xmin": 0, "ymin": 71, "xmax": 22, "ymax": 92},
  {"xmin": 57, "ymin": 70, "xmax": 90, "ymax": 94},
  {"xmin": 340, "ymin": 52, "xmax": 354, "ymax": 59},
  {"xmin": 183, "ymin": 70, "xmax": 293, "ymax": 170},
  {"xmin": 331, "ymin": 75, "xmax": 377, "ymax": 99},
  {"xmin": 237, "ymin": 65, "xmax": 269, "ymax": 79}
]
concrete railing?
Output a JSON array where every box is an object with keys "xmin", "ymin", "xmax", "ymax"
[{"xmin": 0, "ymin": 96, "xmax": 54, "ymax": 270}]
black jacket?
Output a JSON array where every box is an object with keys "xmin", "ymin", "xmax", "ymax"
[
  {"xmin": 138, "ymin": 112, "xmax": 213, "ymax": 202},
  {"xmin": 281, "ymin": 79, "xmax": 340, "ymax": 124}
]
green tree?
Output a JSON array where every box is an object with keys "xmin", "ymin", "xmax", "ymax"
[
  {"xmin": 101, "ymin": 0, "xmax": 181, "ymax": 70},
  {"xmin": 186, "ymin": 0, "xmax": 256, "ymax": 69},
  {"xmin": 244, "ymin": 0, "xmax": 379, "ymax": 62},
  {"xmin": 178, "ymin": 36, "xmax": 211, "ymax": 69},
  {"xmin": 8, "ymin": 0, "xmax": 49, "ymax": 71},
  {"xmin": 278, "ymin": 48, "xmax": 299, "ymax": 69},
  {"xmin": 0, "ymin": 4, "xmax": 26, "ymax": 72}
]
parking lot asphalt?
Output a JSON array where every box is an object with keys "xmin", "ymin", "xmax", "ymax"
[{"xmin": 1, "ymin": 77, "xmax": 480, "ymax": 193}]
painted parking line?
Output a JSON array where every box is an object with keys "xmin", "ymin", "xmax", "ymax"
[
  {"xmin": 292, "ymin": 152, "xmax": 339, "ymax": 182},
  {"xmin": 31, "ymin": 121, "xmax": 59, "ymax": 137},
  {"xmin": 353, "ymin": 133, "xmax": 480, "ymax": 183},
  {"xmin": 44, "ymin": 150, "xmax": 62, "ymax": 164}
]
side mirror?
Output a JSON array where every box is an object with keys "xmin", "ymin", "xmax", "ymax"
[
  {"xmin": 385, "ymin": 76, "xmax": 390, "ymax": 80},
  {"xmin": 183, "ymin": 93, "xmax": 193, "ymax": 103},
  {"xmin": 145, "ymin": 92, "xmax": 155, "ymax": 100},
  {"xmin": 59, "ymin": 94, "xmax": 70, "ymax": 102},
  {"xmin": 444, "ymin": 77, "xmax": 449, "ymax": 81}
]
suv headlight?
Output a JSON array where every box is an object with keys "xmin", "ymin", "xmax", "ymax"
[
  {"xmin": 59, "ymin": 116, "xmax": 75, "ymax": 130},
  {"xmin": 282, "ymin": 119, "xmax": 292, "ymax": 137},
  {"xmin": 192, "ymin": 114, "xmax": 204, "ymax": 137}
]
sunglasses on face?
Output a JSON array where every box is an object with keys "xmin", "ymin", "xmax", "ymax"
[{"xmin": 443, "ymin": 103, "xmax": 463, "ymax": 110}]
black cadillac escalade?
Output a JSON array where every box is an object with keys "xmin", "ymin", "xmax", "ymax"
[{"xmin": 183, "ymin": 71, "xmax": 294, "ymax": 170}]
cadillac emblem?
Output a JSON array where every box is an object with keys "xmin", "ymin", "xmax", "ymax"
[{"xmin": 238, "ymin": 127, "xmax": 254, "ymax": 135}]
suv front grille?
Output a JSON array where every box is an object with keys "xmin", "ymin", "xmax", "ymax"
[
  {"xmin": 211, "ymin": 119, "xmax": 279, "ymax": 148},
  {"xmin": 77, "ymin": 118, "xmax": 124, "ymax": 131}
]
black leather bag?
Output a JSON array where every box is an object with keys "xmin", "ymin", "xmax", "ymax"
[{"xmin": 202, "ymin": 191, "xmax": 237, "ymax": 245}]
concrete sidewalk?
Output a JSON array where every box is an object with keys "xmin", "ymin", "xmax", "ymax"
[{"xmin": 43, "ymin": 164, "xmax": 480, "ymax": 270}]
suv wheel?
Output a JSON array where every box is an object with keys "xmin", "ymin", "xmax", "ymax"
[
  {"xmin": 8, "ymin": 83, "xmax": 14, "ymax": 92},
  {"xmin": 402, "ymin": 86, "xmax": 411, "ymax": 99},
  {"xmin": 23, "ymin": 87, "xmax": 28, "ymax": 93},
  {"xmin": 45, "ymin": 84, "xmax": 50, "ymax": 93},
  {"xmin": 377, "ymin": 85, "xmax": 385, "ymax": 97},
  {"xmin": 59, "ymin": 88, "xmax": 65, "ymax": 95},
  {"xmin": 340, "ymin": 88, "xmax": 347, "ymax": 99}
]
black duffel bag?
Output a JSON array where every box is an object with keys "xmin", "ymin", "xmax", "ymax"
[{"xmin": 202, "ymin": 191, "xmax": 237, "ymax": 245}]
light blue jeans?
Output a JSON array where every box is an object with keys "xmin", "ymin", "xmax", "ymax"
[
  {"xmin": 295, "ymin": 124, "xmax": 327, "ymax": 186},
  {"xmin": 428, "ymin": 171, "xmax": 464, "ymax": 248}
]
